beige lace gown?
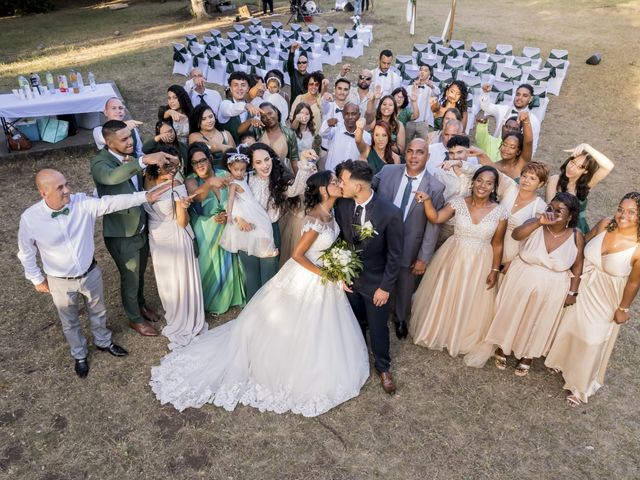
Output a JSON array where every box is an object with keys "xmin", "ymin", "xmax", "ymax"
[
  {"xmin": 484, "ymin": 227, "xmax": 578, "ymax": 359},
  {"xmin": 410, "ymin": 197, "xmax": 508, "ymax": 356},
  {"xmin": 545, "ymin": 231, "xmax": 638, "ymax": 403}
]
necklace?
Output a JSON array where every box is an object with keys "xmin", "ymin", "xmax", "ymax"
[
  {"xmin": 319, "ymin": 202, "xmax": 334, "ymax": 220},
  {"xmin": 545, "ymin": 225, "xmax": 565, "ymax": 239}
]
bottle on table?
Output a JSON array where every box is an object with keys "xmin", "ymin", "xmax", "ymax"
[
  {"xmin": 88, "ymin": 72, "xmax": 96, "ymax": 91},
  {"xmin": 46, "ymin": 72, "xmax": 55, "ymax": 94},
  {"xmin": 69, "ymin": 70, "xmax": 79, "ymax": 94},
  {"xmin": 57, "ymin": 74, "xmax": 68, "ymax": 93}
]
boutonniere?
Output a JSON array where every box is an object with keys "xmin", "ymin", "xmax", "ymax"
[{"xmin": 354, "ymin": 220, "xmax": 378, "ymax": 240}]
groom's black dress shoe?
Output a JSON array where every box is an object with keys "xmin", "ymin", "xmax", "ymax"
[
  {"xmin": 96, "ymin": 343, "xmax": 128, "ymax": 357},
  {"xmin": 395, "ymin": 321, "xmax": 408, "ymax": 340},
  {"xmin": 75, "ymin": 358, "xmax": 89, "ymax": 378}
]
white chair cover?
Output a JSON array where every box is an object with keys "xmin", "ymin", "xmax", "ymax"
[{"xmin": 172, "ymin": 43, "xmax": 192, "ymax": 77}]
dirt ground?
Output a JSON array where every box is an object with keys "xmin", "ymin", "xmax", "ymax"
[{"xmin": 1, "ymin": 0, "xmax": 639, "ymax": 478}]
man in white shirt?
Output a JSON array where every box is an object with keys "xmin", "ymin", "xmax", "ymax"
[
  {"xmin": 320, "ymin": 102, "xmax": 371, "ymax": 172},
  {"xmin": 339, "ymin": 64, "xmax": 373, "ymax": 117},
  {"xmin": 371, "ymin": 49, "xmax": 402, "ymax": 97},
  {"xmin": 217, "ymin": 71, "xmax": 263, "ymax": 144},
  {"xmin": 406, "ymin": 65, "xmax": 441, "ymax": 141},
  {"xmin": 184, "ymin": 67, "xmax": 222, "ymax": 116},
  {"xmin": 93, "ymin": 98, "xmax": 143, "ymax": 157},
  {"xmin": 480, "ymin": 83, "xmax": 541, "ymax": 156},
  {"xmin": 319, "ymin": 78, "xmax": 351, "ymax": 168},
  {"xmin": 427, "ymin": 119, "xmax": 478, "ymax": 174},
  {"xmin": 17, "ymin": 169, "xmax": 169, "ymax": 378}
]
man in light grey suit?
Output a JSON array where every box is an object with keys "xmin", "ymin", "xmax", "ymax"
[{"xmin": 373, "ymin": 138, "xmax": 445, "ymax": 339}]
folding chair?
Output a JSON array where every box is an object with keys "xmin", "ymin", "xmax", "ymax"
[
  {"xmin": 172, "ymin": 43, "xmax": 192, "ymax": 77},
  {"xmin": 395, "ymin": 55, "xmax": 416, "ymax": 82},
  {"xmin": 205, "ymin": 52, "xmax": 226, "ymax": 86},
  {"xmin": 428, "ymin": 36, "xmax": 444, "ymax": 54},
  {"xmin": 469, "ymin": 59, "xmax": 494, "ymax": 83},
  {"xmin": 444, "ymin": 57, "xmax": 466, "ymax": 80},
  {"xmin": 449, "ymin": 39, "xmax": 465, "ymax": 56},
  {"xmin": 495, "ymin": 44, "xmax": 513, "ymax": 56},
  {"xmin": 470, "ymin": 42, "xmax": 487, "ymax": 53},
  {"xmin": 491, "ymin": 79, "xmax": 514, "ymax": 105},
  {"xmin": 432, "ymin": 69, "xmax": 453, "ymax": 90},
  {"xmin": 342, "ymin": 30, "xmax": 364, "ymax": 58},
  {"xmin": 496, "ymin": 65, "xmax": 523, "ymax": 83}
]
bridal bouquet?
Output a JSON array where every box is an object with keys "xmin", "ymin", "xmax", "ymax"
[{"xmin": 319, "ymin": 239, "xmax": 363, "ymax": 286}]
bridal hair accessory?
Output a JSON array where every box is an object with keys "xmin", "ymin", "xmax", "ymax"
[{"xmin": 227, "ymin": 145, "xmax": 250, "ymax": 165}]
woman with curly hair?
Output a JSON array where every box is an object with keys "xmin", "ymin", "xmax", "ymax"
[
  {"xmin": 410, "ymin": 166, "xmax": 508, "ymax": 357},
  {"xmin": 545, "ymin": 192, "xmax": 640, "ymax": 407},
  {"xmin": 158, "ymin": 85, "xmax": 194, "ymax": 145},
  {"xmin": 290, "ymin": 71, "xmax": 325, "ymax": 135},
  {"xmin": 431, "ymin": 80, "xmax": 469, "ymax": 131},
  {"xmin": 149, "ymin": 170, "xmax": 369, "ymax": 418},
  {"xmin": 545, "ymin": 143, "xmax": 615, "ymax": 234},
  {"xmin": 241, "ymin": 142, "xmax": 317, "ymax": 299},
  {"xmin": 184, "ymin": 142, "xmax": 245, "ymax": 314}
]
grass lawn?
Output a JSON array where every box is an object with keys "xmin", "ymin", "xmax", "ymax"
[{"xmin": 1, "ymin": 0, "xmax": 639, "ymax": 478}]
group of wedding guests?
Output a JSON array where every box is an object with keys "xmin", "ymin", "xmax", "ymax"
[{"xmin": 17, "ymin": 45, "xmax": 639, "ymax": 415}]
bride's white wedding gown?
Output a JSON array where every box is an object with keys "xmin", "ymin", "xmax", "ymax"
[{"xmin": 150, "ymin": 217, "xmax": 370, "ymax": 417}]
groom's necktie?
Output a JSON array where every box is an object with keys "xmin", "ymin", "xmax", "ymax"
[
  {"xmin": 352, "ymin": 204, "xmax": 363, "ymax": 240},
  {"xmin": 399, "ymin": 175, "xmax": 416, "ymax": 218}
]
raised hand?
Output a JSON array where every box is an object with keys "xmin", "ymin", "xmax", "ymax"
[
  {"xmin": 207, "ymin": 175, "xmax": 230, "ymax": 190},
  {"xmin": 539, "ymin": 208, "xmax": 562, "ymax": 225},
  {"xmin": 143, "ymin": 151, "xmax": 179, "ymax": 166},
  {"xmin": 193, "ymin": 76, "xmax": 206, "ymax": 89},
  {"xmin": 410, "ymin": 84, "xmax": 418, "ymax": 102},
  {"xmin": 125, "ymin": 119, "xmax": 143, "ymax": 130},
  {"xmin": 176, "ymin": 193, "xmax": 197, "ymax": 210},
  {"xmin": 245, "ymin": 103, "xmax": 262, "ymax": 117},
  {"xmin": 475, "ymin": 111, "xmax": 488, "ymax": 124},
  {"xmin": 167, "ymin": 110, "xmax": 185, "ymax": 123},
  {"xmin": 374, "ymin": 84, "xmax": 382, "ymax": 100},
  {"xmin": 327, "ymin": 118, "xmax": 339, "ymax": 127},
  {"xmin": 518, "ymin": 110, "xmax": 530, "ymax": 124},
  {"xmin": 290, "ymin": 42, "xmax": 300, "ymax": 52},
  {"xmin": 355, "ymin": 117, "xmax": 366, "ymax": 130},
  {"xmin": 322, "ymin": 92, "xmax": 334, "ymax": 103},
  {"xmin": 466, "ymin": 146, "xmax": 486, "ymax": 158},
  {"xmin": 321, "ymin": 78, "xmax": 330, "ymax": 92},
  {"xmin": 481, "ymin": 83, "xmax": 492, "ymax": 93},
  {"xmin": 430, "ymin": 96, "xmax": 440, "ymax": 112}
]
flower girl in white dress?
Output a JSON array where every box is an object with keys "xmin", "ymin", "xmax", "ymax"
[{"xmin": 219, "ymin": 152, "xmax": 279, "ymax": 258}]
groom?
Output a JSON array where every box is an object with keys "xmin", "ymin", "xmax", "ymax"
[{"xmin": 335, "ymin": 160, "xmax": 403, "ymax": 394}]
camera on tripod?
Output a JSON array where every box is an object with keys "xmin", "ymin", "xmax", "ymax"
[{"xmin": 289, "ymin": 0, "xmax": 318, "ymax": 21}]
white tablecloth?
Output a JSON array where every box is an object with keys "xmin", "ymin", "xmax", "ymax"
[{"xmin": 0, "ymin": 83, "xmax": 116, "ymax": 118}]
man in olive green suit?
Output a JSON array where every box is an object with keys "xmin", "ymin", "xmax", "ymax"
[{"xmin": 91, "ymin": 120, "xmax": 176, "ymax": 336}]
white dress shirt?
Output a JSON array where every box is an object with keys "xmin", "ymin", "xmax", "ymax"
[
  {"xmin": 427, "ymin": 142, "xmax": 478, "ymax": 175},
  {"xmin": 108, "ymin": 149, "xmax": 145, "ymax": 191},
  {"xmin": 218, "ymin": 99, "xmax": 249, "ymax": 125},
  {"xmin": 413, "ymin": 83, "xmax": 439, "ymax": 124},
  {"xmin": 320, "ymin": 121, "xmax": 371, "ymax": 172},
  {"xmin": 93, "ymin": 127, "xmax": 143, "ymax": 158},
  {"xmin": 371, "ymin": 67, "xmax": 402, "ymax": 97},
  {"xmin": 393, "ymin": 167, "xmax": 427, "ymax": 220},
  {"xmin": 319, "ymin": 100, "xmax": 345, "ymax": 152},
  {"xmin": 185, "ymin": 81, "xmax": 222, "ymax": 116},
  {"xmin": 18, "ymin": 192, "xmax": 147, "ymax": 285},
  {"xmin": 347, "ymin": 88, "xmax": 371, "ymax": 117},
  {"xmin": 479, "ymin": 92, "xmax": 541, "ymax": 156},
  {"xmin": 354, "ymin": 191, "xmax": 374, "ymax": 224}
]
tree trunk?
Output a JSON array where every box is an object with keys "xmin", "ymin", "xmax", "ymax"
[{"xmin": 190, "ymin": 0, "xmax": 211, "ymax": 19}]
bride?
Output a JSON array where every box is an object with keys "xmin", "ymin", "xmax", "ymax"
[{"xmin": 150, "ymin": 170, "xmax": 370, "ymax": 417}]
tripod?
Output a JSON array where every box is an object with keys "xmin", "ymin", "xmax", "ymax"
[{"xmin": 286, "ymin": 0, "xmax": 305, "ymax": 25}]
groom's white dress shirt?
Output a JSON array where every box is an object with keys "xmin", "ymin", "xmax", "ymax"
[
  {"xmin": 354, "ymin": 191, "xmax": 375, "ymax": 224},
  {"xmin": 18, "ymin": 192, "xmax": 147, "ymax": 285}
]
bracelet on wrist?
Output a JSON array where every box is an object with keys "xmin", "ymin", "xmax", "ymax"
[
  {"xmin": 491, "ymin": 268, "xmax": 501, "ymax": 273},
  {"xmin": 618, "ymin": 306, "xmax": 630, "ymax": 313},
  {"xmin": 567, "ymin": 291, "xmax": 578, "ymax": 297}
]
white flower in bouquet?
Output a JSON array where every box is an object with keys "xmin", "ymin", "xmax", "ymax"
[{"xmin": 319, "ymin": 239, "xmax": 364, "ymax": 286}]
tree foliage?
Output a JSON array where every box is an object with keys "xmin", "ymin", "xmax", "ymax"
[{"xmin": 0, "ymin": 0, "xmax": 55, "ymax": 16}]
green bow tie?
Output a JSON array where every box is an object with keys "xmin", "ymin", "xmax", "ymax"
[{"xmin": 51, "ymin": 207, "xmax": 70, "ymax": 218}]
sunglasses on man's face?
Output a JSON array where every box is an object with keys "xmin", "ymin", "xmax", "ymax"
[
  {"xmin": 359, "ymin": 75, "xmax": 372, "ymax": 81},
  {"xmin": 297, "ymin": 60, "xmax": 308, "ymax": 65}
]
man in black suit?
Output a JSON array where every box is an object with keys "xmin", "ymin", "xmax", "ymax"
[{"xmin": 335, "ymin": 161, "xmax": 403, "ymax": 394}]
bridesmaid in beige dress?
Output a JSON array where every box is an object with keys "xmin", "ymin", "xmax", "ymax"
[
  {"xmin": 411, "ymin": 166, "xmax": 508, "ymax": 357},
  {"xmin": 469, "ymin": 193, "xmax": 584, "ymax": 375},
  {"xmin": 143, "ymin": 151, "xmax": 207, "ymax": 349},
  {"xmin": 545, "ymin": 192, "xmax": 640, "ymax": 407}
]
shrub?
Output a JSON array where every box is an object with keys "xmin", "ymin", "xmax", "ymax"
[{"xmin": 0, "ymin": 0, "xmax": 55, "ymax": 16}]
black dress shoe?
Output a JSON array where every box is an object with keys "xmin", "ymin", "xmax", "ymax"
[
  {"xmin": 395, "ymin": 321, "xmax": 408, "ymax": 340},
  {"xmin": 75, "ymin": 358, "xmax": 89, "ymax": 378},
  {"xmin": 96, "ymin": 343, "xmax": 128, "ymax": 357}
]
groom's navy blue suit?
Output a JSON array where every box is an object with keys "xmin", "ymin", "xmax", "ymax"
[{"xmin": 335, "ymin": 193, "xmax": 403, "ymax": 373}]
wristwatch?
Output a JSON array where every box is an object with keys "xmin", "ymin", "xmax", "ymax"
[{"xmin": 567, "ymin": 291, "xmax": 578, "ymax": 297}]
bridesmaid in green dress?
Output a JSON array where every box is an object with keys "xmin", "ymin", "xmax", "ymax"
[
  {"xmin": 185, "ymin": 142, "xmax": 245, "ymax": 314},
  {"xmin": 545, "ymin": 143, "xmax": 614, "ymax": 234},
  {"xmin": 355, "ymin": 119, "xmax": 400, "ymax": 174}
]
